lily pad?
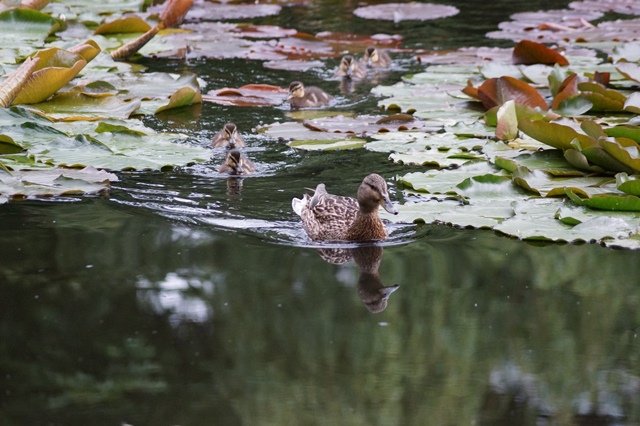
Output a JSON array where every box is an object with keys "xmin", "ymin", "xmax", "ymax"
[
  {"xmin": 176, "ymin": 3, "xmax": 282, "ymax": 21},
  {"xmin": 203, "ymin": 84, "xmax": 287, "ymax": 107},
  {"xmin": 0, "ymin": 166, "xmax": 117, "ymax": 203},
  {"xmin": 353, "ymin": 3, "xmax": 459, "ymax": 22},
  {"xmin": 302, "ymin": 114, "xmax": 425, "ymax": 136}
]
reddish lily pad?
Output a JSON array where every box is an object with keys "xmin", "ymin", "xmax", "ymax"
[
  {"xmin": 202, "ymin": 84, "xmax": 287, "ymax": 107},
  {"xmin": 476, "ymin": 76, "xmax": 548, "ymax": 110},
  {"xmin": 179, "ymin": 3, "xmax": 281, "ymax": 21},
  {"xmin": 512, "ymin": 40, "xmax": 569, "ymax": 66},
  {"xmin": 302, "ymin": 114, "xmax": 425, "ymax": 136},
  {"xmin": 353, "ymin": 3, "xmax": 459, "ymax": 22}
]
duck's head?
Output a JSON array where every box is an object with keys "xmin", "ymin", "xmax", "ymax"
[
  {"xmin": 213, "ymin": 122, "xmax": 244, "ymax": 148},
  {"xmin": 287, "ymin": 81, "xmax": 305, "ymax": 100},
  {"xmin": 223, "ymin": 122, "xmax": 238, "ymax": 144},
  {"xmin": 364, "ymin": 47, "xmax": 378, "ymax": 65},
  {"xmin": 224, "ymin": 149, "xmax": 245, "ymax": 175},
  {"xmin": 357, "ymin": 173, "xmax": 398, "ymax": 215},
  {"xmin": 338, "ymin": 55, "xmax": 356, "ymax": 77}
]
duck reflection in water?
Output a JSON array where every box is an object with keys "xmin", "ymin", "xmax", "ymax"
[{"xmin": 317, "ymin": 245, "xmax": 399, "ymax": 313}]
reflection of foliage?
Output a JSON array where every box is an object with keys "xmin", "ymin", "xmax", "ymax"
[{"xmin": 2, "ymin": 198, "xmax": 640, "ymax": 424}]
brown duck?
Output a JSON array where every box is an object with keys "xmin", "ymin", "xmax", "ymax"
[{"xmin": 292, "ymin": 173, "xmax": 398, "ymax": 241}]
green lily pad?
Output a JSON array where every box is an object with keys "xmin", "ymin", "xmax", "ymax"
[
  {"xmin": 565, "ymin": 187, "xmax": 640, "ymax": 211},
  {"xmin": 0, "ymin": 166, "xmax": 117, "ymax": 203},
  {"xmin": 616, "ymin": 172, "xmax": 640, "ymax": 196},
  {"xmin": 0, "ymin": 8, "xmax": 60, "ymax": 47},
  {"xmin": 287, "ymin": 139, "xmax": 366, "ymax": 151},
  {"xmin": 27, "ymin": 92, "xmax": 141, "ymax": 120}
]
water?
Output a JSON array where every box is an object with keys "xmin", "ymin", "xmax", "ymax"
[{"xmin": 3, "ymin": 0, "xmax": 640, "ymax": 425}]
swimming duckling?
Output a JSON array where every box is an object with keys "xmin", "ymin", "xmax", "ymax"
[
  {"xmin": 286, "ymin": 81, "xmax": 333, "ymax": 109},
  {"xmin": 212, "ymin": 122, "xmax": 245, "ymax": 149},
  {"xmin": 218, "ymin": 149, "xmax": 255, "ymax": 175},
  {"xmin": 334, "ymin": 55, "xmax": 367, "ymax": 80},
  {"xmin": 291, "ymin": 173, "xmax": 398, "ymax": 241},
  {"xmin": 362, "ymin": 47, "xmax": 392, "ymax": 68}
]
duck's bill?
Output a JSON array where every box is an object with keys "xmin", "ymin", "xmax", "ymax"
[{"xmin": 382, "ymin": 196, "xmax": 398, "ymax": 215}]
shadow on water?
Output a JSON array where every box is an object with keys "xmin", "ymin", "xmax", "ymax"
[{"xmin": 5, "ymin": 0, "xmax": 640, "ymax": 425}]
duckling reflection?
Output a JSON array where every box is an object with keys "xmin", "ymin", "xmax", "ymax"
[{"xmin": 316, "ymin": 245, "xmax": 399, "ymax": 313}]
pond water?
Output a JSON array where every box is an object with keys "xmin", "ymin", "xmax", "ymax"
[{"xmin": 2, "ymin": 0, "xmax": 640, "ymax": 425}]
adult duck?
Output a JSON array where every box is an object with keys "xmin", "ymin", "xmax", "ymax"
[{"xmin": 291, "ymin": 173, "xmax": 397, "ymax": 241}]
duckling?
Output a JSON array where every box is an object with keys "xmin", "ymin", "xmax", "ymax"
[
  {"xmin": 218, "ymin": 149, "xmax": 255, "ymax": 175},
  {"xmin": 212, "ymin": 122, "xmax": 245, "ymax": 149},
  {"xmin": 291, "ymin": 173, "xmax": 398, "ymax": 241},
  {"xmin": 362, "ymin": 47, "xmax": 392, "ymax": 68},
  {"xmin": 286, "ymin": 81, "xmax": 333, "ymax": 109},
  {"xmin": 334, "ymin": 55, "xmax": 367, "ymax": 80}
]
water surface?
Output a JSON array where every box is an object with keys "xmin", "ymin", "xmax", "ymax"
[{"xmin": 2, "ymin": 0, "xmax": 640, "ymax": 425}]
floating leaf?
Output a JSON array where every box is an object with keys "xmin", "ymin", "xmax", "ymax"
[
  {"xmin": 203, "ymin": 84, "xmax": 287, "ymax": 107},
  {"xmin": 0, "ymin": 8, "xmax": 60, "ymax": 46},
  {"xmin": 155, "ymin": 86, "xmax": 202, "ymax": 113},
  {"xmin": 512, "ymin": 40, "xmax": 569, "ymax": 66},
  {"xmin": 616, "ymin": 172, "xmax": 640, "ymax": 196},
  {"xmin": 94, "ymin": 16, "xmax": 152, "ymax": 35},
  {"xmin": 353, "ymin": 3, "xmax": 459, "ymax": 21},
  {"xmin": 565, "ymin": 187, "xmax": 640, "ymax": 211},
  {"xmin": 0, "ymin": 166, "xmax": 117, "ymax": 203},
  {"xmin": 178, "ymin": 2, "xmax": 280, "ymax": 21},
  {"xmin": 302, "ymin": 114, "xmax": 425, "ymax": 136},
  {"xmin": 495, "ymin": 100, "xmax": 518, "ymax": 141},
  {"xmin": 0, "ymin": 135, "xmax": 23, "ymax": 154},
  {"xmin": 12, "ymin": 48, "xmax": 88, "ymax": 105},
  {"xmin": 518, "ymin": 117, "xmax": 595, "ymax": 151},
  {"xmin": 477, "ymin": 76, "xmax": 548, "ymax": 110},
  {"xmin": 27, "ymin": 92, "xmax": 141, "ymax": 121}
]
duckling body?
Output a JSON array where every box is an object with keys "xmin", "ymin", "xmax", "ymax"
[
  {"xmin": 362, "ymin": 47, "xmax": 392, "ymax": 68},
  {"xmin": 291, "ymin": 173, "xmax": 398, "ymax": 241},
  {"xmin": 287, "ymin": 81, "xmax": 333, "ymax": 109},
  {"xmin": 218, "ymin": 149, "xmax": 255, "ymax": 175},
  {"xmin": 334, "ymin": 55, "xmax": 367, "ymax": 80},
  {"xmin": 212, "ymin": 122, "xmax": 245, "ymax": 149}
]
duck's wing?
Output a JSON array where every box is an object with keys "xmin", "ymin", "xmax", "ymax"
[{"xmin": 309, "ymin": 194, "xmax": 358, "ymax": 240}]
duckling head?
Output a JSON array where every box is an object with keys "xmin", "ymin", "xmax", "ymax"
[
  {"xmin": 225, "ymin": 149, "xmax": 245, "ymax": 175},
  {"xmin": 223, "ymin": 122, "xmax": 239, "ymax": 145},
  {"xmin": 287, "ymin": 81, "xmax": 305, "ymax": 100},
  {"xmin": 364, "ymin": 47, "xmax": 378, "ymax": 65},
  {"xmin": 357, "ymin": 173, "xmax": 398, "ymax": 215},
  {"xmin": 338, "ymin": 55, "xmax": 356, "ymax": 77}
]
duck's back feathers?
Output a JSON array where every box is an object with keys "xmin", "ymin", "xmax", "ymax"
[{"xmin": 292, "ymin": 174, "xmax": 396, "ymax": 242}]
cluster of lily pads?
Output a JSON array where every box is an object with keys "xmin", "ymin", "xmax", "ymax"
[
  {"xmin": 0, "ymin": 0, "xmax": 458, "ymax": 203},
  {"xmin": 367, "ymin": 3, "xmax": 640, "ymax": 249}
]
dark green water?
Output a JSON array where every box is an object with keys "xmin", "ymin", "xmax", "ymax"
[{"xmin": 3, "ymin": 0, "xmax": 640, "ymax": 425}]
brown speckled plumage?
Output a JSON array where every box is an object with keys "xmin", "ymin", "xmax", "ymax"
[
  {"xmin": 287, "ymin": 81, "xmax": 333, "ymax": 109},
  {"xmin": 291, "ymin": 173, "xmax": 398, "ymax": 242}
]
